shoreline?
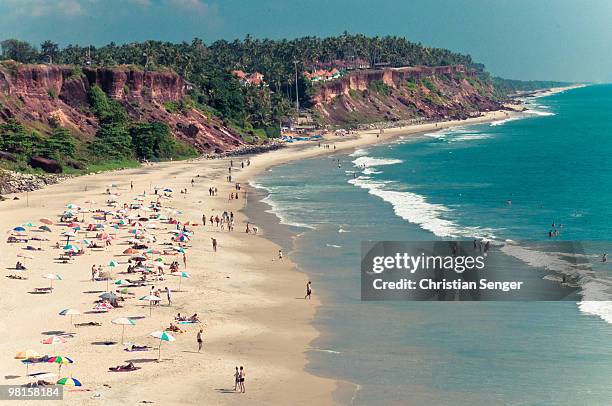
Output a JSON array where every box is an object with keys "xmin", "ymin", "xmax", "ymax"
[{"xmin": 0, "ymin": 87, "xmax": 580, "ymax": 404}]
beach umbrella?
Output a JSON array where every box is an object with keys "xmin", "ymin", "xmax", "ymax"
[
  {"xmin": 139, "ymin": 295, "xmax": 161, "ymax": 316},
  {"xmin": 131, "ymin": 255, "xmax": 147, "ymax": 262},
  {"xmin": 13, "ymin": 226, "xmax": 26, "ymax": 233},
  {"xmin": 149, "ymin": 331, "xmax": 175, "ymax": 360},
  {"xmin": 114, "ymin": 279, "xmax": 130, "ymax": 286},
  {"xmin": 99, "ymin": 292, "xmax": 118, "ymax": 301},
  {"xmin": 92, "ymin": 302, "xmax": 113, "ymax": 312},
  {"xmin": 63, "ymin": 244, "xmax": 80, "ymax": 252},
  {"xmin": 15, "ymin": 350, "xmax": 40, "ymax": 375},
  {"xmin": 59, "ymin": 308, "xmax": 81, "ymax": 328},
  {"xmin": 66, "ymin": 204, "xmax": 80, "ymax": 210},
  {"xmin": 172, "ymin": 247, "xmax": 185, "ymax": 253},
  {"xmin": 67, "ymin": 222, "xmax": 79, "ymax": 228},
  {"xmin": 171, "ymin": 271, "xmax": 191, "ymax": 290},
  {"xmin": 38, "ymin": 225, "xmax": 52, "ymax": 232},
  {"xmin": 111, "ymin": 318, "xmax": 136, "ymax": 344},
  {"xmin": 163, "ymin": 188, "xmax": 173, "ymax": 193},
  {"xmin": 108, "ymin": 260, "xmax": 118, "ymax": 268},
  {"xmin": 41, "ymin": 335, "xmax": 67, "ymax": 345},
  {"xmin": 22, "ymin": 222, "xmax": 36, "ymax": 228},
  {"xmin": 15, "ymin": 350, "xmax": 40, "ymax": 360},
  {"xmin": 43, "ymin": 273, "xmax": 62, "ymax": 289},
  {"xmin": 40, "ymin": 218, "xmax": 53, "ymax": 225},
  {"xmin": 123, "ymin": 248, "xmax": 138, "ymax": 255},
  {"xmin": 56, "ymin": 377, "xmax": 81, "ymax": 386},
  {"xmin": 146, "ymin": 249, "xmax": 161, "ymax": 254},
  {"xmin": 47, "ymin": 356, "xmax": 73, "ymax": 375}
]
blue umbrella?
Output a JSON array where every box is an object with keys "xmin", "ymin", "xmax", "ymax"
[{"xmin": 13, "ymin": 226, "xmax": 26, "ymax": 232}]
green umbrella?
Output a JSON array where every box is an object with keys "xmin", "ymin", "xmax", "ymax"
[
  {"xmin": 150, "ymin": 330, "xmax": 175, "ymax": 361},
  {"xmin": 112, "ymin": 318, "xmax": 136, "ymax": 344}
]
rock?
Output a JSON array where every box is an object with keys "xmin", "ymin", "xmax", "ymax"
[
  {"xmin": 0, "ymin": 151, "xmax": 17, "ymax": 162},
  {"xmin": 0, "ymin": 169, "xmax": 69, "ymax": 194},
  {"xmin": 29, "ymin": 156, "xmax": 63, "ymax": 173}
]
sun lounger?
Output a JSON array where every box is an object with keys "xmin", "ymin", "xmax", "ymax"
[{"xmin": 109, "ymin": 366, "xmax": 141, "ymax": 372}]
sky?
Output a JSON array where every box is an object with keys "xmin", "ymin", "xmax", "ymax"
[{"xmin": 0, "ymin": 0, "xmax": 611, "ymax": 82}]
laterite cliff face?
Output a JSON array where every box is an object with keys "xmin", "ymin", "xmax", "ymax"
[
  {"xmin": 0, "ymin": 63, "xmax": 243, "ymax": 153},
  {"xmin": 311, "ymin": 65, "xmax": 502, "ymax": 124}
]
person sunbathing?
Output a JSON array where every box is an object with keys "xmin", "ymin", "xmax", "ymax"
[
  {"xmin": 109, "ymin": 362, "xmax": 139, "ymax": 371},
  {"xmin": 188, "ymin": 314, "xmax": 200, "ymax": 322},
  {"xmin": 126, "ymin": 344, "xmax": 151, "ymax": 351},
  {"xmin": 6, "ymin": 275, "xmax": 27, "ymax": 280},
  {"xmin": 75, "ymin": 321, "xmax": 101, "ymax": 327},
  {"xmin": 166, "ymin": 323, "xmax": 183, "ymax": 333},
  {"xmin": 15, "ymin": 262, "xmax": 26, "ymax": 270}
]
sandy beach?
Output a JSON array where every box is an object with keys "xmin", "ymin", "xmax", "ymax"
[{"xmin": 0, "ymin": 101, "xmax": 561, "ymax": 405}]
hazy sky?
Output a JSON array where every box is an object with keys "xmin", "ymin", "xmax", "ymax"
[{"xmin": 1, "ymin": 0, "xmax": 610, "ymax": 82}]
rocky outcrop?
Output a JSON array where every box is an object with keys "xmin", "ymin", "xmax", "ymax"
[
  {"xmin": 0, "ymin": 169, "xmax": 69, "ymax": 195},
  {"xmin": 28, "ymin": 156, "xmax": 62, "ymax": 173},
  {"xmin": 311, "ymin": 65, "xmax": 502, "ymax": 124},
  {"xmin": 0, "ymin": 62, "xmax": 244, "ymax": 153}
]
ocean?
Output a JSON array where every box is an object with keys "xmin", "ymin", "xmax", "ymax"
[{"xmin": 249, "ymin": 85, "xmax": 612, "ymax": 405}]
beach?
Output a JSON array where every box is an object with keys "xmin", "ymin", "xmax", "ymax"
[{"xmin": 0, "ymin": 102, "xmax": 557, "ymax": 405}]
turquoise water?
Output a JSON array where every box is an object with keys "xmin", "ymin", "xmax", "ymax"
[{"xmin": 253, "ymin": 85, "xmax": 612, "ymax": 405}]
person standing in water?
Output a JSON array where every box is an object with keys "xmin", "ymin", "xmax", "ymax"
[
  {"xmin": 278, "ymin": 249, "xmax": 283, "ymax": 261},
  {"xmin": 305, "ymin": 281, "xmax": 312, "ymax": 299}
]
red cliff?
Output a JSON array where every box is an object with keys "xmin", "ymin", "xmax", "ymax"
[
  {"xmin": 310, "ymin": 65, "xmax": 501, "ymax": 124},
  {"xmin": 0, "ymin": 62, "xmax": 243, "ymax": 153}
]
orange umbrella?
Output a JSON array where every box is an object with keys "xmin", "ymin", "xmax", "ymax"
[
  {"xmin": 123, "ymin": 248, "xmax": 138, "ymax": 255},
  {"xmin": 40, "ymin": 218, "xmax": 53, "ymax": 225}
]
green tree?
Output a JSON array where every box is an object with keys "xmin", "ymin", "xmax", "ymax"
[
  {"xmin": 0, "ymin": 119, "xmax": 43, "ymax": 155},
  {"xmin": 40, "ymin": 127, "xmax": 76, "ymax": 160},
  {"xmin": 91, "ymin": 123, "xmax": 132, "ymax": 160},
  {"xmin": 0, "ymin": 39, "xmax": 39, "ymax": 63},
  {"xmin": 40, "ymin": 40, "xmax": 59, "ymax": 64},
  {"xmin": 130, "ymin": 122, "xmax": 176, "ymax": 160}
]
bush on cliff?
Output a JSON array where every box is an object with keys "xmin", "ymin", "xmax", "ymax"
[{"xmin": 130, "ymin": 121, "xmax": 196, "ymax": 161}]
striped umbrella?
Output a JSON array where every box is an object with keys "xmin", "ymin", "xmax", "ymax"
[
  {"xmin": 112, "ymin": 318, "xmax": 136, "ymax": 344},
  {"xmin": 43, "ymin": 274, "xmax": 62, "ymax": 289},
  {"xmin": 48, "ymin": 356, "xmax": 73, "ymax": 375},
  {"xmin": 41, "ymin": 335, "xmax": 67, "ymax": 345},
  {"xmin": 15, "ymin": 350, "xmax": 40, "ymax": 375},
  {"xmin": 57, "ymin": 377, "xmax": 81, "ymax": 386},
  {"xmin": 59, "ymin": 308, "xmax": 81, "ymax": 327},
  {"xmin": 150, "ymin": 331, "xmax": 175, "ymax": 360},
  {"xmin": 139, "ymin": 295, "xmax": 161, "ymax": 316},
  {"xmin": 171, "ymin": 271, "xmax": 191, "ymax": 290}
]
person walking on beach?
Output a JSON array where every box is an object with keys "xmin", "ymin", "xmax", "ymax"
[
  {"xmin": 305, "ymin": 281, "xmax": 312, "ymax": 299},
  {"xmin": 130, "ymin": 181, "xmax": 133, "ymax": 190},
  {"xmin": 166, "ymin": 287, "xmax": 172, "ymax": 305},
  {"xmin": 197, "ymin": 329, "xmax": 203, "ymax": 352},
  {"xmin": 234, "ymin": 367, "xmax": 240, "ymax": 391},
  {"xmin": 211, "ymin": 238, "xmax": 217, "ymax": 252},
  {"xmin": 182, "ymin": 253, "xmax": 187, "ymax": 269},
  {"xmin": 239, "ymin": 366, "xmax": 246, "ymax": 393}
]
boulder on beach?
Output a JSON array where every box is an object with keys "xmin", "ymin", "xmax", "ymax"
[{"xmin": 29, "ymin": 156, "xmax": 63, "ymax": 173}]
